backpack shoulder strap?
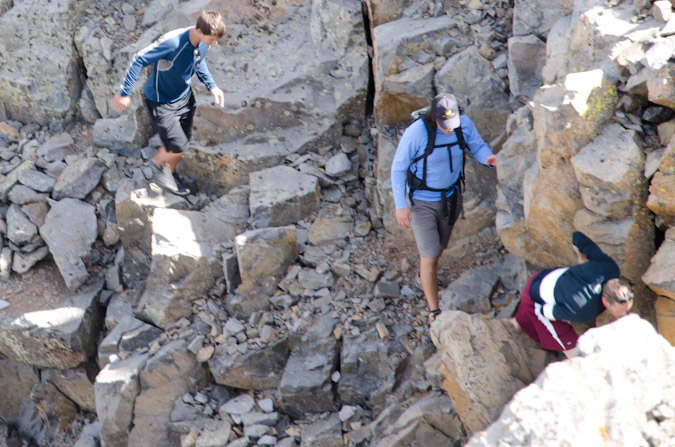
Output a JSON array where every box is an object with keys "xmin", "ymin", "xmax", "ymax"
[
  {"xmin": 454, "ymin": 124, "xmax": 467, "ymax": 192},
  {"xmin": 454, "ymin": 125, "xmax": 467, "ymax": 151},
  {"xmin": 423, "ymin": 117, "xmax": 436, "ymax": 155}
]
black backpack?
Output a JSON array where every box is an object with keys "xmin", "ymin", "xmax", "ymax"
[{"xmin": 405, "ymin": 109, "xmax": 467, "ymax": 208}]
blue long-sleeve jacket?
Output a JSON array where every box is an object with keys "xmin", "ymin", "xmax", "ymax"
[
  {"xmin": 390, "ymin": 115, "xmax": 494, "ymax": 209},
  {"xmin": 531, "ymin": 232, "xmax": 620, "ymax": 323},
  {"xmin": 118, "ymin": 27, "xmax": 217, "ymax": 103}
]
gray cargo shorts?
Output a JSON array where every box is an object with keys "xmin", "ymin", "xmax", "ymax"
[{"xmin": 410, "ymin": 188, "xmax": 462, "ymax": 258}]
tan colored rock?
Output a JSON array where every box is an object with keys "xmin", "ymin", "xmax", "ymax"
[
  {"xmin": 533, "ymin": 70, "xmax": 618, "ymax": 164},
  {"xmin": 655, "ymin": 296, "xmax": 675, "ymax": 346},
  {"xmin": 364, "ymin": 0, "xmax": 407, "ymax": 27},
  {"xmin": 574, "ymin": 208, "xmax": 654, "ymax": 284},
  {"xmin": 466, "ymin": 315, "xmax": 675, "ymax": 447},
  {"xmin": 196, "ymin": 345, "xmax": 215, "ymax": 363},
  {"xmin": 647, "ymin": 64, "xmax": 675, "ymax": 108},
  {"xmin": 657, "ymin": 118, "xmax": 675, "ymax": 145},
  {"xmin": 31, "ymin": 381, "xmax": 78, "ymax": 433},
  {"xmin": 0, "ymin": 122, "xmax": 20, "ymax": 142},
  {"xmin": 430, "ymin": 311, "xmax": 534, "ymax": 436},
  {"xmin": 508, "ymin": 70, "xmax": 619, "ymax": 267},
  {"xmin": 42, "ymin": 367, "xmax": 96, "ymax": 413},
  {"xmin": 642, "ymin": 227, "xmax": 675, "ymax": 299},
  {"xmin": 571, "ymin": 123, "xmax": 644, "ymax": 219},
  {"xmin": 521, "ymin": 160, "xmax": 582, "ymax": 267},
  {"xmin": 646, "ymin": 148, "xmax": 675, "ymax": 226},
  {"xmin": 308, "ymin": 216, "xmax": 354, "ymax": 245}
]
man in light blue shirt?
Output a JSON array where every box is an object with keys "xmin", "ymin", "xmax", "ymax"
[{"xmin": 390, "ymin": 94, "xmax": 497, "ymax": 321}]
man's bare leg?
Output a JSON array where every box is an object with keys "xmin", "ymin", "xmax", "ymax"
[
  {"xmin": 152, "ymin": 146, "xmax": 184, "ymax": 172},
  {"xmin": 420, "ymin": 255, "xmax": 441, "ymax": 311},
  {"xmin": 509, "ymin": 317, "xmax": 523, "ymax": 333}
]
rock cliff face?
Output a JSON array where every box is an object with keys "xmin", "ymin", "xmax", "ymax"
[
  {"xmin": 465, "ymin": 315, "xmax": 675, "ymax": 447},
  {"xmin": 0, "ymin": 0, "xmax": 673, "ymax": 446}
]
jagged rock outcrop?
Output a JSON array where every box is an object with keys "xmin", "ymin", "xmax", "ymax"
[
  {"xmin": 0, "ymin": 0, "xmax": 674, "ymax": 446},
  {"xmin": 465, "ymin": 315, "xmax": 675, "ymax": 447}
]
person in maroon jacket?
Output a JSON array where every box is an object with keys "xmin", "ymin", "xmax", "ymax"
[{"xmin": 510, "ymin": 232, "xmax": 634, "ymax": 358}]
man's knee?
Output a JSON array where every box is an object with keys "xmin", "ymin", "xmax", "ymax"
[{"xmin": 419, "ymin": 256, "xmax": 439, "ymax": 269}]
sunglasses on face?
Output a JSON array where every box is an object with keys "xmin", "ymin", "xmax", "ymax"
[{"xmin": 604, "ymin": 294, "xmax": 633, "ymax": 304}]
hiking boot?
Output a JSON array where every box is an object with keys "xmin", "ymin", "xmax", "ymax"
[
  {"xmin": 172, "ymin": 171, "xmax": 191, "ymax": 196},
  {"xmin": 428, "ymin": 309, "xmax": 441, "ymax": 325}
]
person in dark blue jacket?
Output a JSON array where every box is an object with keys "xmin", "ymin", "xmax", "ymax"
[
  {"xmin": 110, "ymin": 10, "xmax": 226, "ymax": 195},
  {"xmin": 510, "ymin": 231, "xmax": 634, "ymax": 357}
]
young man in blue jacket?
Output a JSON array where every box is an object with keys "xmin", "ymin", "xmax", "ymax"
[
  {"xmin": 510, "ymin": 231, "xmax": 634, "ymax": 357},
  {"xmin": 110, "ymin": 10, "xmax": 226, "ymax": 195},
  {"xmin": 390, "ymin": 94, "xmax": 497, "ymax": 322}
]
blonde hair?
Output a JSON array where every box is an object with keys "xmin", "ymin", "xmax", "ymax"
[{"xmin": 603, "ymin": 278, "xmax": 633, "ymax": 302}]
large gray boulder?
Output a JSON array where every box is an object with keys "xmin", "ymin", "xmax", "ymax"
[
  {"xmin": 40, "ymin": 198, "xmax": 98, "ymax": 290},
  {"xmin": 114, "ymin": 181, "xmax": 188, "ymax": 284},
  {"xmin": 136, "ymin": 207, "xmax": 236, "ymax": 328},
  {"xmin": 372, "ymin": 15, "xmax": 457, "ymax": 126},
  {"xmin": 0, "ymin": 0, "xmax": 85, "ymax": 125},
  {"xmin": 95, "ymin": 353, "xmax": 149, "ymax": 447},
  {"xmin": 338, "ymin": 330, "xmax": 400, "ymax": 410},
  {"xmin": 0, "ymin": 358, "xmax": 39, "ymax": 425},
  {"xmin": 127, "ymin": 340, "xmax": 207, "ymax": 447},
  {"xmin": 369, "ymin": 394, "xmax": 464, "ymax": 447},
  {"xmin": 95, "ymin": 0, "xmax": 368, "ymax": 184},
  {"xmin": 507, "ymin": 34, "xmax": 546, "ymax": 104},
  {"xmin": 512, "ymin": 0, "xmax": 568, "ymax": 37},
  {"xmin": 235, "ymin": 226, "xmax": 298, "ymax": 296},
  {"xmin": 249, "ymin": 166, "xmax": 320, "ymax": 229},
  {"xmin": 0, "ymin": 270, "xmax": 103, "ymax": 369},
  {"xmin": 435, "ymin": 45, "xmax": 510, "ymax": 143},
  {"xmin": 279, "ymin": 315, "xmax": 339, "ymax": 418},
  {"xmin": 209, "ymin": 339, "xmax": 290, "ymax": 390}
]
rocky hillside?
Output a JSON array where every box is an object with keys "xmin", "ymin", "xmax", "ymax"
[{"xmin": 0, "ymin": 0, "xmax": 673, "ymax": 446}]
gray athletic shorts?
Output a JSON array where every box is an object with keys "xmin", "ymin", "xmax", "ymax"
[{"xmin": 410, "ymin": 189, "xmax": 462, "ymax": 258}]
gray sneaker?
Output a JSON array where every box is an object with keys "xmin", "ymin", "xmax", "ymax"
[{"xmin": 151, "ymin": 162, "xmax": 188, "ymax": 195}]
